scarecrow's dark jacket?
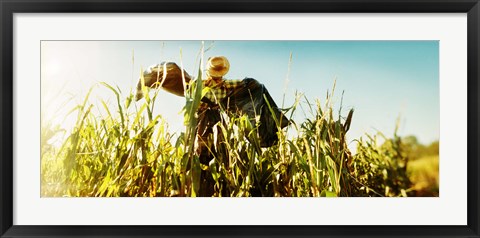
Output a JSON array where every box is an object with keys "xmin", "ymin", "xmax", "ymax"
[{"xmin": 201, "ymin": 77, "xmax": 290, "ymax": 148}]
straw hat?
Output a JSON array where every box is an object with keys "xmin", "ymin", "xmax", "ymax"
[{"xmin": 207, "ymin": 56, "xmax": 230, "ymax": 78}]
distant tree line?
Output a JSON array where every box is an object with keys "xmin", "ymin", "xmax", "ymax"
[{"xmin": 401, "ymin": 136, "xmax": 439, "ymax": 161}]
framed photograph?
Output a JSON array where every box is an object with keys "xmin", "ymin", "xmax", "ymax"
[{"xmin": 1, "ymin": 0, "xmax": 479, "ymax": 237}]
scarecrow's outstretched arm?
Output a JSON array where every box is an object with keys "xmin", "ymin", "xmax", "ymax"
[{"xmin": 135, "ymin": 62, "xmax": 192, "ymax": 101}]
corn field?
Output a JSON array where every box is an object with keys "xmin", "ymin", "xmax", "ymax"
[{"xmin": 41, "ymin": 67, "xmax": 438, "ymax": 197}]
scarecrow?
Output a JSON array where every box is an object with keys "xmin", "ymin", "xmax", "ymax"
[{"xmin": 136, "ymin": 56, "xmax": 290, "ymax": 196}]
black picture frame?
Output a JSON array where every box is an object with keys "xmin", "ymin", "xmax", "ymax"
[{"xmin": 1, "ymin": 0, "xmax": 479, "ymax": 237}]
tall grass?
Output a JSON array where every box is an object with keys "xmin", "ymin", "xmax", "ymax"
[
  {"xmin": 351, "ymin": 132, "xmax": 412, "ymax": 197},
  {"xmin": 41, "ymin": 75, "xmax": 423, "ymax": 197},
  {"xmin": 41, "ymin": 54, "xmax": 432, "ymax": 197}
]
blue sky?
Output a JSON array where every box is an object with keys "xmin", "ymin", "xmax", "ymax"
[{"xmin": 41, "ymin": 40, "xmax": 439, "ymax": 147}]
